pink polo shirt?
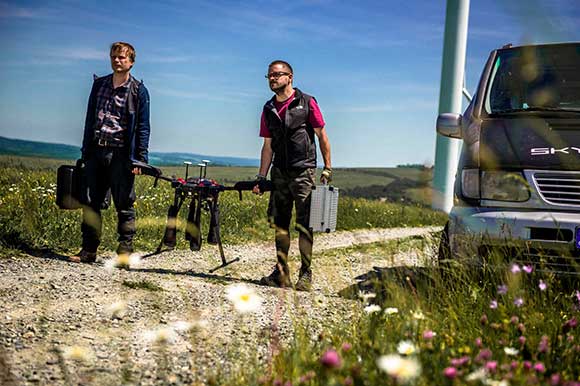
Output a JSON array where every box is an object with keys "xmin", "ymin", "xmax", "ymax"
[{"xmin": 259, "ymin": 92, "xmax": 326, "ymax": 138}]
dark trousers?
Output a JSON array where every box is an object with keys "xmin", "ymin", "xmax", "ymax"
[
  {"xmin": 268, "ymin": 166, "xmax": 315, "ymax": 272},
  {"xmin": 81, "ymin": 147, "xmax": 136, "ymax": 252}
]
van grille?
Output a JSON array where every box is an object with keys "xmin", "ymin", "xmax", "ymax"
[{"xmin": 533, "ymin": 171, "xmax": 580, "ymax": 207}]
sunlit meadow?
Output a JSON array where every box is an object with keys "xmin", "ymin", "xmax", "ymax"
[{"xmin": 1, "ymin": 158, "xmax": 579, "ymax": 385}]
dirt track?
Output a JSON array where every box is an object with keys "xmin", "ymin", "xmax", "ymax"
[{"xmin": 0, "ymin": 226, "xmax": 441, "ymax": 385}]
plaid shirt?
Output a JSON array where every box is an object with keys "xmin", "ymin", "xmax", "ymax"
[{"xmin": 94, "ymin": 74, "xmax": 133, "ymax": 145}]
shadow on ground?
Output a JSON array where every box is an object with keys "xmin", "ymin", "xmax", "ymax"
[{"xmin": 338, "ymin": 265, "xmax": 441, "ymax": 302}]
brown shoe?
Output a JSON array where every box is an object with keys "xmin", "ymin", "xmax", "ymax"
[
  {"xmin": 260, "ymin": 266, "xmax": 291, "ymax": 288},
  {"xmin": 295, "ymin": 268, "xmax": 312, "ymax": 292},
  {"xmin": 69, "ymin": 249, "xmax": 97, "ymax": 263}
]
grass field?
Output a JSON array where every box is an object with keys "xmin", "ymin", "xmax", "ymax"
[{"xmin": 0, "ymin": 155, "xmax": 445, "ymax": 254}]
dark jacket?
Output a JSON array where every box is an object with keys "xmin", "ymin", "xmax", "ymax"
[
  {"xmin": 81, "ymin": 74, "xmax": 151, "ymax": 163},
  {"xmin": 263, "ymin": 88, "xmax": 317, "ymax": 170}
]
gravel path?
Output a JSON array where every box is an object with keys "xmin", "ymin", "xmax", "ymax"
[{"xmin": 0, "ymin": 226, "xmax": 441, "ymax": 385}]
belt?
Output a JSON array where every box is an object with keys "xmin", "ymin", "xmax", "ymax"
[{"xmin": 97, "ymin": 138, "xmax": 125, "ymax": 148}]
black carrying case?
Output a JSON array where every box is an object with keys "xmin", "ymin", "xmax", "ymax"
[{"xmin": 56, "ymin": 161, "xmax": 83, "ymax": 210}]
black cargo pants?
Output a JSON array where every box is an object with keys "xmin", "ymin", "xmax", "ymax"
[
  {"xmin": 81, "ymin": 147, "xmax": 136, "ymax": 253},
  {"xmin": 268, "ymin": 166, "xmax": 315, "ymax": 271}
]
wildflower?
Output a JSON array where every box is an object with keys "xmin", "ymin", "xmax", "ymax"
[
  {"xmin": 523, "ymin": 361, "xmax": 532, "ymax": 371},
  {"xmin": 476, "ymin": 348, "xmax": 492, "ymax": 362},
  {"xmin": 104, "ymin": 253, "xmax": 142, "ymax": 271},
  {"xmin": 538, "ymin": 335, "xmax": 550, "ymax": 353},
  {"xmin": 397, "ymin": 340, "xmax": 417, "ymax": 356},
  {"xmin": 106, "ymin": 300, "xmax": 127, "ymax": 320},
  {"xmin": 539, "ymin": 280, "xmax": 547, "ymax": 291},
  {"xmin": 443, "ymin": 367, "xmax": 458, "ymax": 379},
  {"xmin": 523, "ymin": 265, "xmax": 533, "ymax": 274},
  {"xmin": 550, "ymin": 373, "xmax": 561, "ymax": 385},
  {"xmin": 465, "ymin": 368, "xmax": 487, "ymax": 382},
  {"xmin": 143, "ymin": 327, "xmax": 177, "ymax": 345},
  {"xmin": 62, "ymin": 346, "xmax": 93, "ymax": 362},
  {"xmin": 511, "ymin": 264, "xmax": 521, "ymax": 274},
  {"xmin": 518, "ymin": 336, "xmax": 526, "ymax": 346},
  {"xmin": 320, "ymin": 349, "xmax": 342, "ymax": 369},
  {"xmin": 490, "ymin": 300, "xmax": 498, "ymax": 309},
  {"xmin": 364, "ymin": 304, "xmax": 381, "ymax": 314},
  {"xmin": 411, "ymin": 310, "xmax": 425, "ymax": 320},
  {"xmin": 384, "ymin": 307, "xmax": 399, "ymax": 315},
  {"xmin": 533, "ymin": 362, "xmax": 546, "ymax": 373},
  {"xmin": 343, "ymin": 376, "xmax": 354, "ymax": 386},
  {"xmin": 504, "ymin": 347, "xmax": 519, "ymax": 356},
  {"xmin": 485, "ymin": 361, "xmax": 498, "ymax": 373},
  {"xmin": 475, "ymin": 337, "xmax": 483, "ymax": 347},
  {"xmin": 510, "ymin": 316, "xmax": 519, "ymax": 324},
  {"xmin": 225, "ymin": 283, "xmax": 262, "ymax": 314},
  {"xmin": 575, "ymin": 290, "xmax": 580, "ymax": 304},
  {"xmin": 341, "ymin": 342, "xmax": 352, "ymax": 352},
  {"xmin": 422, "ymin": 330, "xmax": 436, "ymax": 340},
  {"xmin": 498, "ymin": 284, "xmax": 508, "ymax": 295},
  {"xmin": 514, "ymin": 297, "xmax": 524, "ymax": 307},
  {"xmin": 450, "ymin": 356, "xmax": 470, "ymax": 367},
  {"xmin": 563, "ymin": 317, "xmax": 578, "ymax": 332},
  {"xmin": 376, "ymin": 354, "xmax": 421, "ymax": 384}
]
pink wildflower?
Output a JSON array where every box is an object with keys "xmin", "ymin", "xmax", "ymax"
[
  {"xmin": 490, "ymin": 300, "xmax": 498, "ymax": 309},
  {"xmin": 534, "ymin": 362, "xmax": 546, "ymax": 373},
  {"xmin": 476, "ymin": 348, "xmax": 492, "ymax": 362},
  {"xmin": 511, "ymin": 264, "xmax": 521, "ymax": 274},
  {"xmin": 519, "ymin": 336, "xmax": 527, "ymax": 346},
  {"xmin": 511, "ymin": 361, "xmax": 519, "ymax": 370},
  {"xmin": 510, "ymin": 316, "xmax": 519, "ymax": 324},
  {"xmin": 563, "ymin": 317, "xmax": 578, "ymax": 332},
  {"xmin": 523, "ymin": 264, "xmax": 533, "ymax": 273},
  {"xmin": 550, "ymin": 373, "xmax": 561, "ymax": 385},
  {"xmin": 450, "ymin": 356, "xmax": 470, "ymax": 367},
  {"xmin": 514, "ymin": 297, "xmax": 524, "ymax": 307},
  {"xmin": 422, "ymin": 330, "xmax": 436, "ymax": 340},
  {"xmin": 284, "ymin": 381, "xmax": 293, "ymax": 386},
  {"xmin": 343, "ymin": 376, "xmax": 354, "ymax": 386},
  {"xmin": 498, "ymin": 284, "xmax": 508, "ymax": 295},
  {"xmin": 320, "ymin": 349, "xmax": 342, "ymax": 369},
  {"xmin": 341, "ymin": 342, "xmax": 352, "ymax": 352},
  {"xmin": 523, "ymin": 361, "xmax": 532, "ymax": 370},
  {"xmin": 475, "ymin": 337, "xmax": 483, "ymax": 347},
  {"xmin": 538, "ymin": 335, "xmax": 550, "ymax": 353},
  {"xmin": 518, "ymin": 323, "xmax": 526, "ymax": 333},
  {"xmin": 539, "ymin": 280, "xmax": 547, "ymax": 291},
  {"xmin": 485, "ymin": 361, "xmax": 498, "ymax": 373},
  {"xmin": 443, "ymin": 367, "xmax": 458, "ymax": 379}
]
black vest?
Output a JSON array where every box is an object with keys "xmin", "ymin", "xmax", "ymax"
[{"xmin": 263, "ymin": 88, "xmax": 317, "ymax": 170}]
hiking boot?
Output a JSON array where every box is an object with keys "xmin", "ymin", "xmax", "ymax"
[
  {"xmin": 260, "ymin": 266, "xmax": 291, "ymax": 288},
  {"xmin": 116, "ymin": 242, "xmax": 134, "ymax": 256},
  {"xmin": 295, "ymin": 268, "xmax": 312, "ymax": 292},
  {"xmin": 69, "ymin": 249, "xmax": 97, "ymax": 263}
]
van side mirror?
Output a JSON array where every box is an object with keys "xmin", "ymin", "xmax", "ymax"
[{"xmin": 436, "ymin": 113, "xmax": 463, "ymax": 139}]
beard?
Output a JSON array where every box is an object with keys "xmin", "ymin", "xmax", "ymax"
[{"xmin": 269, "ymin": 81, "xmax": 287, "ymax": 93}]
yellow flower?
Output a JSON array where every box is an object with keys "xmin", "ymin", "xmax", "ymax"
[
  {"xmin": 225, "ymin": 283, "xmax": 263, "ymax": 314},
  {"xmin": 62, "ymin": 346, "xmax": 93, "ymax": 362},
  {"xmin": 397, "ymin": 340, "xmax": 418, "ymax": 356}
]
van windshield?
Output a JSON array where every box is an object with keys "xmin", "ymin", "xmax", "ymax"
[{"xmin": 485, "ymin": 44, "xmax": 580, "ymax": 114}]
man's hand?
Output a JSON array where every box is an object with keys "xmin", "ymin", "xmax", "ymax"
[
  {"xmin": 252, "ymin": 174, "xmax": 266, "ymax": 195},
  {"xmin": 132, "ymin": 167, "xmax": 142, "ymax": 175},
  {"xmin": 320, "ymin": 167, "xmax": 332, "ymax": 184}
]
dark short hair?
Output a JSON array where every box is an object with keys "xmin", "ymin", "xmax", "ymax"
[
  {"xmin": 110, "ymin": 42, "xmax": 136, "ymax": 63},
  {"xmin": 268, "ymin": 60, "xmax": 293, "ymax": 74}
]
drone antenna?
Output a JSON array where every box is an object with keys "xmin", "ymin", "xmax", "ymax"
[{"xmin": 183, "ymin": 161, "xmax": 192, "ymax": 180}]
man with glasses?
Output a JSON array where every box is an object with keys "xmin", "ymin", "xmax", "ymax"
[
  {"xmin": 253, "ymin": 60, "xmax": 332, "ymax": 291},
  {"xmin": 70, "ymin": 42, "xmax": 151, "ymax": 263}
]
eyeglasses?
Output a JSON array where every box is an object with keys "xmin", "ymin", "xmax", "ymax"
[{"xmin": 265, "ymin": 72, "xmax": 290, "ymax": 79}]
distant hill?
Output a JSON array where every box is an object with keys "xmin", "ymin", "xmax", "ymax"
[{"xmin": 0, "ymin": 136, "xmax": 259, "ymax": 167}]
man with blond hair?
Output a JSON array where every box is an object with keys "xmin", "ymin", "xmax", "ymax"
[
  {"xmin": 70, "ymin": 42, "xmax": 151, "ymax": 263},
  {"xmin": 253, "ymin": 60, "xmax": 332, "ymax": 291}
]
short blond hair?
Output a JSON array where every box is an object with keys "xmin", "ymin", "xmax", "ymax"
[{"xmin": 110, "ymin": 42, "xmax": 136, "ymax": 63}]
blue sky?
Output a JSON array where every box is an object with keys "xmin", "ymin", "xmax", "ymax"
[{"xmin": 0, "ymin": 0, "xmax": 578, "ymax": 167}]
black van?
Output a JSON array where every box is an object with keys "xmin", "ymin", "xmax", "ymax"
[{"xmin": 437, "ymin": 42, "xmax": 580, "ymax": 273}]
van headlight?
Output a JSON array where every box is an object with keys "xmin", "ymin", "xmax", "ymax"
[{"xmin": 461, "ymin": 169, "xmax": 530, "ymax": 201}]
